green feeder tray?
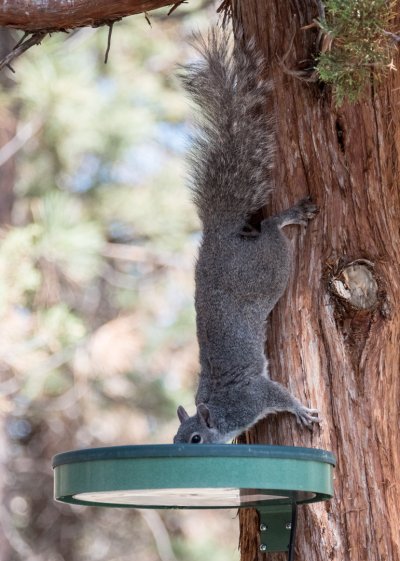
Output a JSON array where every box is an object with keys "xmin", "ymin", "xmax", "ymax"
[{"xmin": 53, "ymin": 444, "xmax": 335, "ymax": 558}]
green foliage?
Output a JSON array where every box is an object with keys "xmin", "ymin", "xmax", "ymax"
[
  {"xmin": 0, "ymin": 224, "xmax": 42, "ymax": 311},
  {"xmin": 37, "ymin": 303, "xmax": 87, "ymax": 346},
  {"xmin": 0, "ymin": 10, "xmax": 203, "ymax": 447},
  {"xmin": 316, "ymin": 0, "xmax": 397, "ymax": 105},
  {"xmin": 33, "ymin": 191, "xmax": 103, "ymax": 283},
  {"xmin": 0, "ymin": 191, "xmax": 102, "ymax": 313}
]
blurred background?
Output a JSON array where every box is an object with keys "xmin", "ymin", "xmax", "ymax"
[{"xmin": 0, "ymin": 2, "xmax": 240, "ymax": 560}]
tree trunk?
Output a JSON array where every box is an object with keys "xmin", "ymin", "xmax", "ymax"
[
  {"xmin": 0, "ymin": 0, "xmax": 185, "ymax": 31},
  {"xmin": 232, "ymin": 2, "xmax": 400, "ymax": 561},
  {"xmin": 0, "ymin": 28, "xmax": 17, "ymax": 224}
]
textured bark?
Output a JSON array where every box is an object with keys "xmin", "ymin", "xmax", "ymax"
[
  {"xmin": 0, "ymin": 0, "xmax": 182, "ymax": 32},
  {"xmin": 233, "ymin": 2, "xmax": 400, "ymax": 561}
]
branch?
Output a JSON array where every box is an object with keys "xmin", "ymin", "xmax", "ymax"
[
  {"xmin": 138, "ymin": 509, "xmax": 178, "ymax": 561},
  {"xmin": 0, "ymin": 119, "xmax": 42, "ymax": 168},
  {"xmin": 167, "ymin": 1, "xmax": 187, "ymax": 16},
  {"xmin": 0, "ymin": 32, "xmax": 47, "ymax": 72},
  {"xmin": 0, "ymin": 1, "xmax": 184, "ymax": 32},
  {"xmin": 101, "ymin": 242, "xmax": 177, "ymax": 268},
  {"xmin": 104, "ymin": 22, "xmax": 114, "ymax": 63}
]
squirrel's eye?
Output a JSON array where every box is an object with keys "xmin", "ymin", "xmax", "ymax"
[{"xmin": 190, "ymin": 434, "xmax": 202, "ymax": 444}]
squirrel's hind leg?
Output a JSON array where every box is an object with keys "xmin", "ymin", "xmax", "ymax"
[{"xmin": 269, "ymin": 197, "xmax": 318, "ymax": 229}]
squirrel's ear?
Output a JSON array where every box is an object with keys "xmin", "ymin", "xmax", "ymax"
[
  {"xmin": 177, "ymin": 405, "xmax": 189, "ymax": 424},
  {"xmin": 197, "ymin": 403, "xmax": 214, "ymax": 428}
]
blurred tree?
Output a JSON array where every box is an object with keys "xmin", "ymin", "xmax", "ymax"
[
  {"xmin": 0, "ymin": 27, "xmax": 18, "ymax": 561},
  {"xmin": 0, "ymin": 28, "xmax": 17, "ymax": 224},
  {"xmin": 0, "ymin": 4, "xmax": 240, "ymax": 561}
]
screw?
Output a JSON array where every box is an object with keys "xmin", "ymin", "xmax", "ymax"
[
  {"xmin": 286, "ymin": 523, "xmax": 292, "ymax": 530},
  {"xmin": 259, "ymin": 544, "xmax": 267, "ymax": 552},
  {"xmin": 259, "ymin": 523, "xmax": 267, "ymax": 531}
]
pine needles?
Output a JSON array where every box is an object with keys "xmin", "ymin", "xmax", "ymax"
[{"xmin": 316, "ymin": 0, "xmax": 398, "ymax": 105}]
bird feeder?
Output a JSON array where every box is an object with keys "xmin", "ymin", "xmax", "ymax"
[{"xmin": 53, "ymin": 444, "xmax": 335, "ymax": 559}]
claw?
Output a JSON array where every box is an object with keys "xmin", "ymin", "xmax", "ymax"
[
  {"xmin": 295, "ymin": 407, "xmax": 321, "ymax": 430},
  {"xmin": 296, "ymin": 197, "xmax": 319, "ymax": 219}
]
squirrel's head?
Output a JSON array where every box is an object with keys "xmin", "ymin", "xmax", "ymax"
[{"xmin": 173, "ymin": 403, "xmax": 222, "ymax": 444}]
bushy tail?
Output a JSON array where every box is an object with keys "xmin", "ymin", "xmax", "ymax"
[{"xmin": 181, "ymin": 28, "xmax": 275, "ymax": 226}]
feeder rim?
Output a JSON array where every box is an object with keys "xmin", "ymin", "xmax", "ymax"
[{"xmin": 52, "ymin": 443, "xmax": 336, "ymax": 469}]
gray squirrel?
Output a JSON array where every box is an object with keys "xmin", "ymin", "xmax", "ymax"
[{"xmin": 173, "ymin": 29, "xmax": 320, "ymax": 444}]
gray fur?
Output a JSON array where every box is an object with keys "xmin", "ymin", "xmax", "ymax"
[{"xmin": 173, "ymin": 30, "xmax": 320, "ymax": 445}]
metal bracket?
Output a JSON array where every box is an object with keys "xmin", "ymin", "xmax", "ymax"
[{"xmin": 257, "ymin": 503, "xmax": 298, "ymax": 559}]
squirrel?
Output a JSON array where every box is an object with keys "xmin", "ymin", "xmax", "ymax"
[{"xmin": 173, "ymin": 29, "xmax": 321, "ymax": 444}]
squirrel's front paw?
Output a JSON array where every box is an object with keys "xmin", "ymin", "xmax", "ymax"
[
  {"xmin": 296, "ymin": 197, "xmax": 319, "ymax": 221},
  {"xmin": 294, "ymin": 406, "xmax": 321, "ymax": 430}
]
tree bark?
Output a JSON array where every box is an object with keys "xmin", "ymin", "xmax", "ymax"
[
  {"xmin": 233, "ymin": 2, "xmax": 400, "ymax": 561},
  {"xmin": 0, "ymin": 0, "xmax": 183, "ymax": 32}
]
